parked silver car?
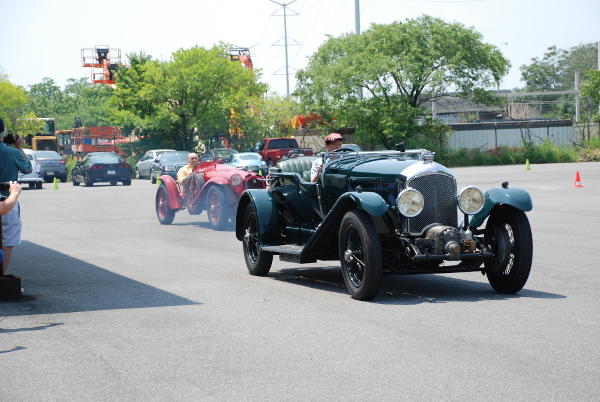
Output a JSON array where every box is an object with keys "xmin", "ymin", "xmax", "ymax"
[
  {"xmin": 224, "ymin": 152, "xmax": 267, "ymax": 174},
  {"xmin": 136, "ymin": 149, "xmax": 175, "ymax": 179},
  {"xmin": 19, "ymin": 149, "xmax": 44, "ymax": 189},
  {"xmin": 35, "ymin": 150, "xmax": 68, "ymax": 183}
]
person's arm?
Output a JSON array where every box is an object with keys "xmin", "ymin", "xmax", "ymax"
[
  {"xmin": 15, "ymin": 135, "xmax": 32, "ymax": 174},
  {"xmin": 177, "ymin": 166, "xmax": 190, "ymax": 186},
  {"xmin": 0, "ymin": 182, "xmax": 22, "ymax": 215},
  {"xmin": 310, "ymin": 158, "xmax": 323, "ymax": 182}
]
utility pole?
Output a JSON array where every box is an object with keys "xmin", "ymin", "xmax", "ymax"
[
  {"xmin": 269, "ymin": 0, "xmax": 299, "ymax": 97},
  {"xmin": 355, "ymin": 0, "xmax": 363, "ymax": 100}
]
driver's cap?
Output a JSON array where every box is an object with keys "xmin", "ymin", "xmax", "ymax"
[{"xmin": 324, "ymin": 133, "xmax": 343, "ymax": 144}]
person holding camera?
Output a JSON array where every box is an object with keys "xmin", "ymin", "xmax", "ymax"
[{"xmin": 0, "ymin": 118, "xmax": 32, "ymax": 275}]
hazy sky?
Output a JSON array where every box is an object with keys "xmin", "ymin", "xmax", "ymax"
[{"xmin": 1, "ymin": 0, "xmax": 598, "ymax": 96}]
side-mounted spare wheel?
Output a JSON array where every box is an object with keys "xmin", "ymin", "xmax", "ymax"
[
  {"xmin": 484, "ymin": 205, "xmax": 533, "ymax": 293},
  {"xmin": 242, "ymin": 202, "xmax": 273, "ymax": 276},
  {"xmin": 339, "ymin": 209, "xmax": 382, "ymax": 301}
]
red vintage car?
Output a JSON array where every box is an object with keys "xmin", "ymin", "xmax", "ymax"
[{"xmin": 155, "ymin": 160, "xmax": 265, "ymax": 230}]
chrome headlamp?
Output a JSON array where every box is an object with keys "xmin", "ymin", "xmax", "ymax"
[
  {"xmin": 230, "ymin": 173, "xmax": 242, "ymax": 187},
  {"xmin": 397, "ymin": 188, "xmax": 424, "ymax": 217},
  {"xmin": 458, "ymin": 186, "xmax": 484, "ymax": 215}
]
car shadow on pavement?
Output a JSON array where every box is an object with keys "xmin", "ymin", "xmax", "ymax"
[
  {"xmin": 1, "ymin": 241, "xmax": 199, "ymax": 317},
  {"xmin": 272, "ymin": 265, "xmax": 565, "ymax": 305}
]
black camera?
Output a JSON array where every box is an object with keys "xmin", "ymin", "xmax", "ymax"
[
  {"xmin": 3, "ymin": 134, "xmax": 17, "ymax": 144},
  {"xmin": 0, "ymin": 182, "xmax": 11, "ymax": 191}
]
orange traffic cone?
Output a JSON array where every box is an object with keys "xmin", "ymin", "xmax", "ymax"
[{"xmin": 573, "ymin": 171, "xmax": 583, "ymax": 188}]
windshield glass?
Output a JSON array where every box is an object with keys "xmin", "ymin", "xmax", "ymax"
[
  {"xmin": 35, "ymin": 151, "xmax": 61, "ymax": 158},
  {"xmin": 89, "ymin": 155, "xmax": 121, "ymax": 164},
  {"xmin": 214, "ymin": 149, "xmax": 238, "ymax": 158},
  {"xmin": 239, "ymin": 155, "xmax": 261, "ymax": 161},
  {"xmin": 162, "ymin": 152, "xmax": 189, "ymax": 163}
]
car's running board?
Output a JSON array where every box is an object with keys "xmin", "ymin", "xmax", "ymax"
[{"xmin": 262, "ymin": 245, "xmax": 317, "ymax": 264}]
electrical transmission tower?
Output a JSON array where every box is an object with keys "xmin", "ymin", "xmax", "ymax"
[{"xmin": 269, "ymin": 0, "xmax": 300, "ymax": 97}]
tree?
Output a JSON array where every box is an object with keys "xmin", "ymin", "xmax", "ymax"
[
  {"xmin": 520, "ymin": 43, "xmax": 598, "ymax": 92},
  {"xmin": 581, "ymin": 70, "xmax": 600, "ymax": 103},
  {"xmin": 0, "ymin": 74, "xmax": 42, "ymax": 135},
  {"xmin": 110, "ymin": 44, "xmax": 268, "ymax": 152},
  {"xmin": 26, "ymin": 77, "xmax": 114, "ymax": 129},
  {"xmin": 295, "ymin": 15, "xmax": 510, "ymax": 149}
]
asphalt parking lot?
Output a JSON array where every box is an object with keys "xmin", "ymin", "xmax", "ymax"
[{"xmin": 1, "ymin": 161, "xmax": 599, "ymax": 401}]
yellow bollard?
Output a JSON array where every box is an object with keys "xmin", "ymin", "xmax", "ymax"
[
  {"xmin": 52, "ymin": 177, "xmax": 59, "ymax": 190},
  {"xmin": 157, "ymin": 179, "xmax": 162, "ymax": 186},
  {"xmin": 525, "ymin": 159, "xmax": 531, "ymax": 170}
]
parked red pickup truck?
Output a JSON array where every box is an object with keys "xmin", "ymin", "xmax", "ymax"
[{"xmin": 254, "ymin": 137, "xmax": 314, "ymax": 167}]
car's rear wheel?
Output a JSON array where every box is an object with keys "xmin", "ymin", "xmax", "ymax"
[
  {"xmin": 35, "ymin": 181, "xmax": 42, "ymax": 189},
  {"xmin": 242, "ymin": 203, "xmax": 273, "ymax": 276},
  {"xmin": 28, "ymin": 182, "xmax": 36, "ymax": 189},
  {"xmin": 84, "ymin": 174, "xmax": 93, "ymax": 187},
  {"xmin": 110, "ymin": 181, "xmax": 117, "ymax": 186},
  {"xmin": 267, "ymin": 159, "xmax": 274, "ymax": 168},
  {"xmin": 60, "ymin": 175, "xmax": 67, "ymax": 183},
  {"xmin": 122, "ymin": 178, "xmax": 131, "ymax": 186},
  {"xmin": 485, "ymin": 205, "xmax": 533, "ymax": 294},
  {"xmin": 339, "ymin": 209, "xmax": 382, "ymax": 301},
  {"xmin": 155, "ymin": 184, "xmax": 175, "ymax": 225},
  {"xmin": 206, "ymin": 186, "xmax": 228, "ymax": 231}
]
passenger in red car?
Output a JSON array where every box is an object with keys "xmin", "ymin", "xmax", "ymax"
[{"xmin": 177, "ymin": 153, "xmax": 201, "ymax": 186}]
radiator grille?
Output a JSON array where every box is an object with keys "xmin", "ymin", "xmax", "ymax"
[{"xmin": 407, "ymin": 173, "xmax": 457, "ymax": 234}]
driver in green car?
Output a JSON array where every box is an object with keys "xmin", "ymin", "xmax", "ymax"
[{"xmin": 310, "ymin": 133, "xmax": 343, "ymax": 182}]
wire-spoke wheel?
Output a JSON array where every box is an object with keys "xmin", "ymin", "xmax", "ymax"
[
  {"xmin": 339, "ymin": 209, "xmax": 382, "ymax": 301},
  {"xmin": 242, "ymin": 203, "xmax": 273, "ymax": 275},
  {"xmin": 206, "ymin": 186, "xmax": 228, "ymax": 231},
  {"xmin": 485, "ymin": 205, "xmax": 533, "ymax": 293},
  {"xmin": 155, "ymin": 184, "xmax": 176, "ymax": 225}
]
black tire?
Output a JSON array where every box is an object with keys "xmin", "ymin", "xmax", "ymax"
[
  {"xmin": 84, "ymin": 174, "xmax": 93, "ymax": 187},
  {"xmin": 35, "ymin": 181, "xmax": 42, "ymax": 189},
  {"xmin": 155, "ymin": 184, "xmax": 176, "ymax": 225},
  {"xmin": 484, "ymin": 205, "xmax": 533, "ymax": 294},
  {"xmin": 28, "ymin": 182, "xmax": 36, "ymax": 189},
  {"xmin": 242, "ymin": 203, "xmax": 273, "ymax": 276},
  {"xmin": 60, "ymin": 175, "xmax": 67, "ymax": 183},
  {"xmin": 73, "ymin": 176, "xmax": 80, "ymax": 186},
  {"xmin": 135, "ymin": 168, "xmax": 141, "ymax": 180},
  {"xmin": 339, "ymin": 209, "xmax": 382, "ymax": 301},
  {"xmin": 206, "ymin": 186, "xmax": 228, "ymax": 231},
  {"xmin": 122, "ymin": 178, "xmax": 131, "ymax": 186},
  {"xmin": 267, "ymin": 159, "xmax": 274, "ymax": 168},
  {"xmin": 150, "ymin": 173, "xmax": 156, "ymax": 184},
  {"xmin": 110, "ymin": 181, "xmax": 117, "ymax": 186}
]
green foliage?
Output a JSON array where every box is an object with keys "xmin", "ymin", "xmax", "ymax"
[
  {"xmin": 295, "ymin": 15, "xmax": 510, "ymax": 150},
  {"xmin": 110, "ymin": 44, "xmax": 268, "ymax": 152},
  {"xmin": 581, "ymin": 69, "xmax": 600, "ymax": 104},
  {"xmin": 26, "ymin": 77, "xmax": 114, "ymax": 129},
  {"xmin": 435, "ymin": 141, "xmax": 577, "ymax": 167},
  {"xmin": 0, "ymin": 74, "xmax": 41, "ymax": 135}
]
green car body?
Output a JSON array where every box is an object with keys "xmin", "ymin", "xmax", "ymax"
[{"xmin": 236, "ymin": 149, "xmax": 533, "ymax": 301}]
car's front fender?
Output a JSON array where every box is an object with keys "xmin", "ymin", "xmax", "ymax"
[
  {"xmin": 235, "ymin": 189, "xmax": 280, "ymax": 246},
  {"xmin": 470, "ymin": 186, "xmax": 533, "ymax": 228},
  {"xmin": 159, "ymin": 174, "xmax": 182, "ymax": 209}
]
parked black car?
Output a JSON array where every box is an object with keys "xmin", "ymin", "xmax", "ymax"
[
  {"xmin": 72, "ymin": 152, "xmax": 132, "ymax": 187},
  {"xmin": 235, "ymin": 148, "xmax": 533, "ymax": 301},
  {"xmin": 150, "ymin": 151, "xmax": 189, "ymax": 184},
  {"xmin": 35, "ymin": 150, "xmax": 68, "ymax": 183}
]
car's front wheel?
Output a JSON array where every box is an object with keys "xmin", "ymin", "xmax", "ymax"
[
  {"xmin": 155, "ymin": 184, "xmax": 175, "ymax": 225},
  {"xmin": 484, "ymin": 205, "xmax": 533, "ymax": 294},
  {"xmin": 242, "ymin": 202, "xmax": 273, "ymax": 276},
  {"xmin": 339, "ymin": 209, "xmax": 382, "ymax": 301},
  {"xmin": 73, "ymin": 175, "xmax": 80, "ymax": 186},
  {"xmin": 150, "ymin": 172, "xmax": 157, "ymax": 184},
  {"xmin": 135, "ymin": 168, "xmax": 142, "ymax": 180},
  {"xmin": 206, "ymin": 186, "xmax": 228, "ymax": 231}
]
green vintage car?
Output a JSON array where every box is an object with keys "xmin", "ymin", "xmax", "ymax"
[{"xmin": 235, "ymin": 147, "xmax": 533, "ymax": 301}]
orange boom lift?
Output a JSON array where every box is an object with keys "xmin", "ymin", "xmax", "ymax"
[{"xmin": 81, "ymin": 45, "xmax": 123, "ymax": 85}]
